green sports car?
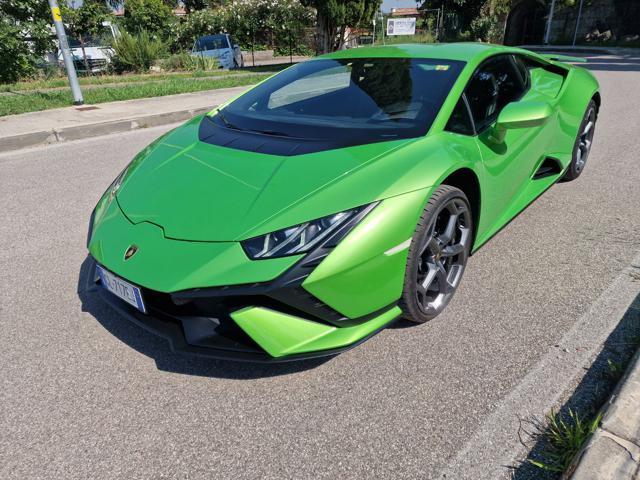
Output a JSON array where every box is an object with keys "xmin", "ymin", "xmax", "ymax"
[{"xmin": 86, "ymin": 43, "xmax": 600, "ymax": 362}]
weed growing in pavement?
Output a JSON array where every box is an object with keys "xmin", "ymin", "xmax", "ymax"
[
  {"xmin": 605, "ymin": 358, "xmax": 624, "ymax": 382},
  {"xmin": 519, "ymin": 409, "xmax": 601, "ymax": 473}
]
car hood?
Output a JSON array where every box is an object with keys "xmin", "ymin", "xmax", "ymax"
[{"xmin": 116, "ymin": 116, "xmax": 422, "ymax": 241}]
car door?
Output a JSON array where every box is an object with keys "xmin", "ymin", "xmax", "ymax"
[{"xmin": 463, "ymin": 54, "xmax": 547, "ymax": 235}]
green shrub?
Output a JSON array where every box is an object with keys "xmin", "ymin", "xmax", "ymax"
[
  {"xmin": 111, "ymin": 30, "xmax": 168, "ymax": 72},
  {"xmin": 121, "ymin": 0, "xmax": 174, "ymax": 38},
  {"xmin": 158, "ymin": 52, "xmax": 218, "ymax": 71},
  {"xmin": 0, "ymin": 18, "xmax": 38, "ymax": 83},
  {"xmin": 170, "ymin": 8, "xmax": 226, "ymax": 52},
  {"xmin": 191, "ymin": 54, "xmax": 219, "ymax": 71}
]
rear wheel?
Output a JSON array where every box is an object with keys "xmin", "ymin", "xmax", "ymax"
[
  {"xmin": 399, "ymin": 185, "xmax": 473, "ymax": 323},
  {"xmin": 563, "ymin": 100, "xmax": 597, "ymax": 181}
]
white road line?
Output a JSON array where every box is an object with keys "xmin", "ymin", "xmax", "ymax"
[{"xmin": 439, "ymin": 251, "xmax": 640, "ymax": 480}]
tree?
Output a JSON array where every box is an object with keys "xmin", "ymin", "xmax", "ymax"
[
  {"xmin": 0, "ymin": 0, "xmax": 54, "ymax": 82},
  {"xmin": 420, "ymin": 0, "xmax": 513, "ymax": 42},
  {"xmin": 301, "ymin": 0, "xmax": 382, "ymax": 53},
  {"xmin": 61, "ymin": 0, "xmax": 112, "ymax": 72},
  {"xmin": 420, "ymin": 0, "xmax": 483, "ymax": 39},
  {"xmin": 170, "ymin": 8, "xmax": 225, "ymax": 52},
  {"xmin": 122, "ymin": 0, "xmax": 174, "ymax": 37}
]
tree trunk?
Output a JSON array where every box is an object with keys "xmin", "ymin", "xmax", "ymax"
[
  {"xmin": 315, "ymin": 10, "xmax": 331, "ymax": 54},
  {"xmin": 79, "ymin": 34, "xmax": 91, "ymax": 75},
  {"xmin": 337, "ymin": 25, "xmax": 345, "ymax": 50}
]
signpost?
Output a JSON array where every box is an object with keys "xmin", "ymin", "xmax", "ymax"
[
  {"xmin": 47, "ymin": 0, "xmax": 83, "ymax": 105},
  {"xmin": 386, "ymin": 17, "xmax": 417, "ymax": 36}
]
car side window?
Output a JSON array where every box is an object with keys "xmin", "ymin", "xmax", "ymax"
[
  {"xmin": 445, "ymin": 97, "xmax": 475, "ymax": 136},
  {"xmin": 464, "ymin": 56, "xmax": 527, "ymax": 132},
  {"xmin": 512, "ymin": 55, "xmax": 531, "ymax": 91}
]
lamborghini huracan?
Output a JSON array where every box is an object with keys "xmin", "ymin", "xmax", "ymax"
[{"xmin": 86, "ymin": 43, "xmax": 600, "ymax": 361}]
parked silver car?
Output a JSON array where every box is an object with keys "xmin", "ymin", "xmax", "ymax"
[{"xmin": 192, "ymin": 34, "xmax": 244, "ymax": 69}]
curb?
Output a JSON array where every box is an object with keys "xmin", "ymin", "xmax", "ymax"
[
  {"xmin": 568, "ymin": 289, "xmax": 640, "ymax": 480},
  {"xmin": 0, "ymin": 106, "xmax": 212, "ymax": 153}
]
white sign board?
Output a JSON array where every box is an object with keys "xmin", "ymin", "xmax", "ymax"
[{"xmin": 386, "ymin": 18, "xmax": 416, "ymax": 36}]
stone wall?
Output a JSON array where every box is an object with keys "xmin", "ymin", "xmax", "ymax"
[{"xmin": 548, "ymin": 0, "xmax": 640, "ymax": 44}]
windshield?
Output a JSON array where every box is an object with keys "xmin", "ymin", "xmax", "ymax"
[
  {"xmin": 194, "ymin": 35, "xmax": 229, "ymax": 51},
  {"xmin": 68, "ymin": 27, "xmax": 113, "ymax": 48},
  {"xmin": 219, "ymin": 57, "xmax": 464, "ymax": 143}
]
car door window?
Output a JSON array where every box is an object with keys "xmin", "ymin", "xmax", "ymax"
[
  {"xmin": 445, "ymin": 97, "xmax": 475, "ymax": 135},
  {"xmin": 465, "ymin": 56, "xmax": 527, "ymax": 132},
  {"xmin": 512, "ymin": 55, "xmax": 531, "ymax": 91}
]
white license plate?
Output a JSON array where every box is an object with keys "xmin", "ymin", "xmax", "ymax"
[{"xmin": 96, "ymin": 265, "xmax": 146, "ymax": 313}]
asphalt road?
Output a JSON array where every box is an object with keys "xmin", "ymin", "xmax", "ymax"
[{"xmin": 2, "ymin": 54, "xmax": 640, "ymax": 479}]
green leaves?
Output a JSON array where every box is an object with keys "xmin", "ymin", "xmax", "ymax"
[
  {"xmin": 528, "ymin": 409, "xmax": 602, "ymax": 472},
  {"xmin": 169, "ymin": 1, "xmax": 315, "ymax": 53},
  {"xmin": 302, "ymin": 0, "xmax": 382, "ymax": 52},
  {"xmin": 111, "ymin": 30, "xmax": 168, "ymax": 72},
  {"xmin": 0, "ymin": 0, "xmax": 54, "ymax": 83},
  {"xmin": 60, "ymin": 0, "xmax": 112, "ymax": 39},
  {"xmin": 122, "ymin": 0, "xmax": 175, "ymax": 38}
]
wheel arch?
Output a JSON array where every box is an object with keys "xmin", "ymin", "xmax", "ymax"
[
  {"xmin": 440, "ymin": 168, "xmax": 481, "ymax": 250},
  {"xmin": 592, "ymin": 91, "xmax": 601, "ymax": 116}
]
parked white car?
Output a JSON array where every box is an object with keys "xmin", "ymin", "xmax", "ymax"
[
  {"xmin": 192, "ymin": 34, "xmax": 244, "ymax": 69},
  {"xmin": 50, "ymin": 21, "xmax": 118, "ymax": 73}
]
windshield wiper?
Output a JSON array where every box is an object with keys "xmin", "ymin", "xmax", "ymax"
[
  {"xmin": 215, "ymin": 110, "xmax": 244, "ymax": 131},
  {"xmin": 250, "ymin": 128, "xmax": 290, "ymax": 137},
  {"xmin": 213, "ymin": 111, "xmax": 292, "ymax": 137}
]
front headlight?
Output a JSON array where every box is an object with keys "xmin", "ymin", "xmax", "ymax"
[
  {"xmin": 106, "ymin": 166, "xmax": 128, "ymax": 201},
  {"xmin": 87, "ymin": 164, "xmax": 129, "ymax": 249},
  {"xmin": 241, "ymin": 205, "xmax": 370, "ymax": 259}
]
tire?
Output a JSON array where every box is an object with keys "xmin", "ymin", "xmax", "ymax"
[
  {"xmin": 562, "ymin": 99, "xmax": 597, "ymax": 181},
  {"xmin": 399, "ymin": 185, "xmax": 473, "ymax": 323}
]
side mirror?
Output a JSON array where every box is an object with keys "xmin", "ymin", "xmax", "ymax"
[{"xmin": 492, "ymin": 101, "xmax": 553, "ymax": 143}]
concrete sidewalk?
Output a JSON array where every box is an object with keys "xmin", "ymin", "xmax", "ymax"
[
  {"xmin": 569, "ymin": 293, "xmax": 640, "ymax": 479},
  {"xmin": 0, "ymin": 86, "xmax": 251, "ymax": 152}
]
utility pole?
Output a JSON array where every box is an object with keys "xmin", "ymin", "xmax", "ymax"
[
  {"xmin": 572, "ymin": 0, "xmax": 585, "ymax": 46},
  {"xmin": 544, "ymin": 0, "xmax": 556, "ymax": 44},
  {"xmin": 48, "ymin": 0, "xmax": 83, "ymax": 105}
]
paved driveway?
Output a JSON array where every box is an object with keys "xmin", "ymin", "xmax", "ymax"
[{"xmin": 2, "ymin": 54, "xmax": 640, "ymax": 479}]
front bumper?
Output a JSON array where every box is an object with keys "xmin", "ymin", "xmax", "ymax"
[{"xmin": 86, "ymin": 257, "xmax": 400, "ymax": 362}]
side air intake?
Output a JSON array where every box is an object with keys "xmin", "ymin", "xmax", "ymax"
[{"xmin": 533, "ymin": 157, "xmax": 563, "ymax": 180}]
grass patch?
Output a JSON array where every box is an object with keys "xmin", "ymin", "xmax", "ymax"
[
  {"xmin": 524, "ymin": 409, "xmax": 601, "ymax": 473},
  {"xmin": 0, "ymin": 69, "xmax": 263, "ymax": 93},
  {"xmin": 0, "ymin": 74, "xmax": 265, "ymax": 116}
]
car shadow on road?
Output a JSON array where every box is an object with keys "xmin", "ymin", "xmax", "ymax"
[
  {"xmin": 77, "ymin": 257, "xmax": 332, "ymax": 379},
  {"xmin": 510, "ymin": 291, "xmax": 640, "ymax": 479}
]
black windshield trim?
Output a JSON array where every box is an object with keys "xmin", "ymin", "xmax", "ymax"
[{"xmin": 198, "ymin": 114, "xmax": 412, "ymax": 156}]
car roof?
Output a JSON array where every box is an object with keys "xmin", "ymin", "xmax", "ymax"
[{"xmin": 319, "ymin": 42, "xmax": 523, "ymax": 63}]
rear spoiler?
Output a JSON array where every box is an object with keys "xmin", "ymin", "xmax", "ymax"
[{"xmin": 540, "ymin": 53, "xmax": 587, "ymax": 64}]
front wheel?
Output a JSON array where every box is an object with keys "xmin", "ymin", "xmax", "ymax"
[
  {"xmin": 399, "ymin": 185, "xmax": 473, "ymax": 323},
  {"xmin": 563, "ymin": 100, "xmax": 597, "ymax": 181}
]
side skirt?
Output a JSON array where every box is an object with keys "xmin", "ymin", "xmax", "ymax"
[{"xmin": 471, "ymin": 165, "xmax": 568, "ymax": 255}]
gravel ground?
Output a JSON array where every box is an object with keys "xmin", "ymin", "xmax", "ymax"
[{"xmin": 1, "ymin": 54, "xmax": 640, "ymax": 479}]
